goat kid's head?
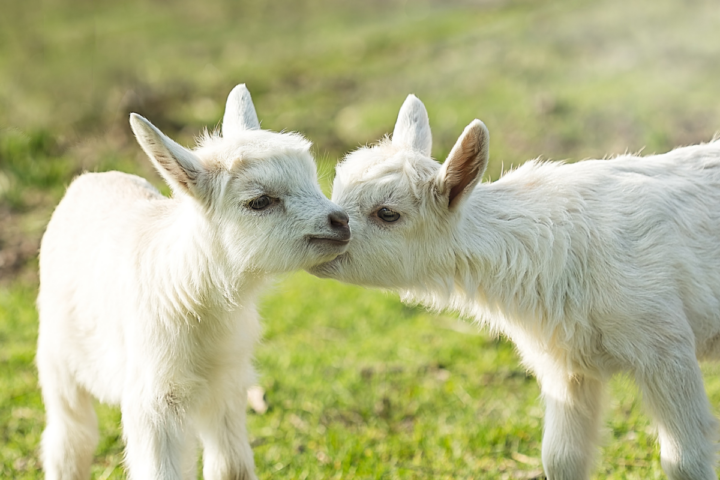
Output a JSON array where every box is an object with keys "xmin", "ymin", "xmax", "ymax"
[
  {"xmin": 309, "ymin": 94, "xmax": 488, "ymax": 288},
  {"xmin": 130, "ymin": 84, "xmax": 350, "ymax": 274}
]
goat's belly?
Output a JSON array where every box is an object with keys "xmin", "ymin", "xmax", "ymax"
[
  {"xmin": 74, "ymin": 347, "xmax": 127, "ymax": 405},
  {"xmin": 693, "ymin": 320, "xmax": 720, "ymax": 360}
]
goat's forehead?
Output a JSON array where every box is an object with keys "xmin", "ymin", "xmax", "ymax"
[
  {"xmin": 337, "ymin": 146, "xmax": 438, "ymax": 181},
  {"xmin": 197, "ymin": 129, "xmax": 312, "ymax": 170},
  {"xmin": 335, "ymin": 146, "xmax": 395, "ymax": 182},
  {"xmin": 334, "ymin": 146, "xmax": 438, "ymax": 201},
  {"xmin": 333, "ymin": 173, "xmax": 422, "ymax": 212},
  {"xmin": 334, "ymin": 176, "xmax": 405, "ymax": 206},
  {"xmin": 230, "ymin": 152, "xmax": 317, "ymax": 185}
]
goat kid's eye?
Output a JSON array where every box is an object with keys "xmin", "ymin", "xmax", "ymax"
[
  {"xmin": 248, "ymin": 195, "xmax": 272, "ymax": 210},
  {"xmin": 377, "ymin": 207, "xmax": 401, "ymax": 223}
]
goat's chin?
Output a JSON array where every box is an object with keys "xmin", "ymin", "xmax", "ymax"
[
  {"xmin": 305, "ymin": 253, "xmax": 345, "ymax": 279},
  {"xmin": 304, "ymin": 237, "xmax": 349, "ymax": 271}
]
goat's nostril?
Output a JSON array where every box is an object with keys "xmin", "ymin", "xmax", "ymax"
[{"xmin": 329, "ymin": 210, "xmax": 349, "ymax": 229}]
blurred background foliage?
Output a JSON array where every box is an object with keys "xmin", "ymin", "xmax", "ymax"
[
  {"xmin": 2, "ymin": 0, "xmax": 720, "ymax": 210},
  {"xmin": 1, "ymin": 0, "xmax": 720, "ymax": 478}
]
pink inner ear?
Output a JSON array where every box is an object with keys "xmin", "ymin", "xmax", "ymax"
[
  {"xmin": 448, "ymin": 130, "xmax": 485, "ymax": 208},
  {"xmin": 156, "ymin": 151, "xmax": 192, "ymax": 190}
]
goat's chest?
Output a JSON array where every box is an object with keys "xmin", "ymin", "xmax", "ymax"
[
  {"xmin": 123, "ymin": 306, "xmax": 261, "ymax": 392},
  {"xmin": 497, "ymin": 312, "xmax": 616, "ymax": 378}
]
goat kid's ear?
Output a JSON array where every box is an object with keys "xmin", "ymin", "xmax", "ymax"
[
  {"xmin": 392, "ymin": 94, "xmax": 432, "ymax": 156},
  {"xmin": 435, "ymin": 119, "xmax": 489, "ymax": 210},
  {"xmin": 222, "ymin": 84, "xmax": 261, "ymax": 136},
  {"xmin": 129, "ymin": 113, "xmax": 206, "ymax": 197}
]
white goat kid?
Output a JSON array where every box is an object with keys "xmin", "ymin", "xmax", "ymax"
[
  {"xmin": 311, "ymin": 95, "xmax": 720, "ymax": 480},
  {"xmin": 37, "ymin": 84, "xmax": 350, "ymax": 480}
]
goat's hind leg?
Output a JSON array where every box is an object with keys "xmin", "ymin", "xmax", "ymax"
[
  {"xmin": 636, "ymin": 348, "xmax": 717, "ymax": 480},
  {"xmin": 38, "ymin": 356, "xmax": 98, "ymax": 480},
  {"xmin": 540, "ymin": 372, "xmax": 605, "ymax": 480}
]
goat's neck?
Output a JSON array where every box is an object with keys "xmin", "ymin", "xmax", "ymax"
[
  {"xmin": 446, "ymin": 184, "xmax": 569, "ymax": 326},
  {"xmin": 137, "ymin": 197, "xmax": 264, "ymax": 321}
]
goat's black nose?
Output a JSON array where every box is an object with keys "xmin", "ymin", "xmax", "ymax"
[{"xmin": 329, "ymin": 210, "xmax": 349, "ymax": 229}]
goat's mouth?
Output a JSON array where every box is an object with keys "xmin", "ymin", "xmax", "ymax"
[{"xmin": 306, "ymin": 235, "xmax": 351, "ymax": 248}]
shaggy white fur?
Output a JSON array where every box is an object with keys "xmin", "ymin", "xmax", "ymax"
[
  {"xmin": 311, "ymin": 94, "xmax": 720, "ymax": 480},
  {"xmin": 36, "ymin": 84, "xmax": 350, "ymax": 480}
]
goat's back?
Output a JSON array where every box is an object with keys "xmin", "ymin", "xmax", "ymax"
[
  {"xmin": 39, "ymin": 171, "xmax": 162, "ymax": 292},
  {"xmin": 482, "ymin": 142, "xmax": 720, "ymax": 360}
]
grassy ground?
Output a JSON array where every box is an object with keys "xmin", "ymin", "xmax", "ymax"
[{"xmin": 2, "ymin": 0, "xmax": 720, "ymax": 478}]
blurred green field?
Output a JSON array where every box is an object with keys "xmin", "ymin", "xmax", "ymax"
[{"xmin": 2, "ymin": 0, "xmax": 720, "ymax": 478}]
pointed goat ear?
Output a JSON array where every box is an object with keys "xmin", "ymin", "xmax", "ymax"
[
  {"xmin": 391, "ymin": 94, "xmax": 432, "ymax": 156},
  {"xmin": 129, "ymin": 113, "xmax": 205, "ymax": 197},
  {"xmin": 436, "ymin": 119, "xmax": 489, "ymax": 210},
  {"xmin": 222, "ymin": 84, "xmax": 260, "ymax": 136}
]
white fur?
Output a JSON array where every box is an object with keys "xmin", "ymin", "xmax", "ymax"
[
  {"xmin": 311, "ymin": 94, "xmax": 720, "ymax": 479},
  {"xmin": 37, "ymin": 84, "xmax": 350, "ymax": 480}
]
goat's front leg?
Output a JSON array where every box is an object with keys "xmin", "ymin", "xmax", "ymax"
[
  {"xmin": 121, "ymin": 393, "xmax": 188, "ymax": 480},
  {"xmin": 539, "ymin": 372, "xmax": 605, "ymax": 480},
  {"xmin": 195, "ymin": 375, "xmax": 257, "ymax": 480}
]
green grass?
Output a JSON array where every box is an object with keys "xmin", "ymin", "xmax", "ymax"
[
  {"xmin": 6, "ymin": 274, "xmax": 720, "ymax": 479},
  {"xmin": 2, "ymin": 0, "xmax": 720, "ymax": 478}
]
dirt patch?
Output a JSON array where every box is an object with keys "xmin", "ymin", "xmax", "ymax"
[{"xmin": 0, "ymin": 204, "xmax": 47, "ymax": 285}]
